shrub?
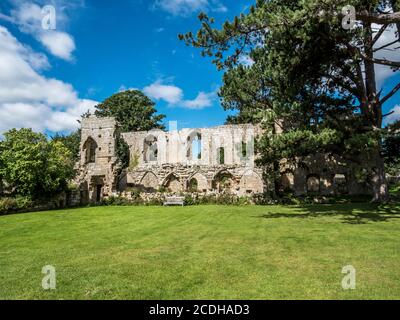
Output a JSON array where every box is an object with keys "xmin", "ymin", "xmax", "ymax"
[
  {"xmin": 101, "ymin": 195, "xmax": 131, "ymax": 206},
  {"xmin": 0, "ymin": 198, "xmax": 18, "ymax": 214},
  {"xmin": 389, "ymin": 183, "xmax": 400, "ymax": 200},
  {"xmin": 184, "ymin": 195, "xmax": 194, "ymax": 206},
  {"xmin": 15, "ymin": 196, "xmax": 34, "ymax": 210},
  {"xmin": 0, "ymin": 196, "xmax": 34, "ymax": 214}
]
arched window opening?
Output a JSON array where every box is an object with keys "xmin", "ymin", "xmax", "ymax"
[
  {"xmin": 280, "ymin": 171, "xmax": 294, "ymax": 192},
  {"xmin": 218, "ymin": 147, "xmax": 225, "ymax": 165},
  {"xmin": 307, "ymin": 174, "xmax": 321, "ymax": 193},
  {"xmin": 212, "ymin": 171, "xmax": 235, "ymax": 193},
  {"xmin": 239, "ymin": 171, "xmax": 264, "ymax": 194},
  {"xmin": 188, "ymin": 178, "xmax": 199, "ymax": 192},
  {"xmin": 187, "ymin": 132, "xmax": 202, "ymax": 160},
  {"xmin": 164, "ymin": 174, "xmax": 183, "ymax": 193},
  {"xmin": 190, "ymin": 173, "xmax": 208, "ymax": 192},
  {"xmin": 334, "ymin": 174, "xmax": 348, "ymax": 194},
  {"xmin": 241, "ymin": 141, "xmax": 248, "ymax": 159},
  {"xmin": 144, "ymin": 135, "xmax": 158, "ymax": 163},
  {"xmin": 140, "ymin": 171, "xmax": 159, "ymax": 191},
  {"xmin": 83, "ymin": 137, "xmax": 97, "ymax": 164}
]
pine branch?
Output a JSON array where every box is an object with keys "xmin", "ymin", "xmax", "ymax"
[{"xmin": 380, "ymin": 82, "xmax": 400, "ymax": 105}]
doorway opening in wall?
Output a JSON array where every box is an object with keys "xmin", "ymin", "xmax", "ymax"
[{"xmin": 96, "ymin": 185, "xmax": 103, "ymax": 202}]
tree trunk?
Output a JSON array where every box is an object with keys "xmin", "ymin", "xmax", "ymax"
[
  {"xmin": 362, "ymin": 22, "xmax": 388, "ymax": 202},
  {"xmin": 273, "ymin": 160, "xmax": 281, "ymax": 198},
  {"xmin": 371, "ymin": 144, "xmax": 389, "ymax": 202}
]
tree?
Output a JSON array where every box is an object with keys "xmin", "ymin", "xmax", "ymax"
[
  {"xmin": 52, "ymin": 130, "xmax": 81, "ymax": 164},
  {"xmin": 180, "ymin": 0, "xmax": 400, "ymax": 201},
  {"xmin": 95, "ymin": 90, "xmax": 165, "ymax": 132},
  {"xmin": 94, "ymin": 90, "xmax": 166, "ymax": 168},
  {"xmin": 0, "ymin": 129, "xmax": 74, "ymax": 199}
]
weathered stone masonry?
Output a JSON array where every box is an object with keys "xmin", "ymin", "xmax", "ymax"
[
  {"xmin": 75, "ymin": 117, "xmax": 119, "ymax": 203},
  {"xmin": 120, "ymin": 123, "xmax": 265, "ymax": 196},
  {"xmin": 75, "ymin": 116, "xmax": 371, "ymax": 204}
]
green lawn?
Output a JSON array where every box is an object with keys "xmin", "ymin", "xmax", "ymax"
[{"xmin": 0, "ymin": 204, "xmax": 399, "ymax": 300}]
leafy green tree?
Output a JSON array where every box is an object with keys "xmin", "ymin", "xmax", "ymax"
[
  {"xmin": 94, "ymin": 90, "xmax": 166, "ymax": 168},
  {"xmin": 0, "ymin": 129, "xmax": 74, "ymax": 199},
  {"xmin": 52, "ymin": 130, "xmax": 81, "ymax": 164},
  {"xmin": 95, "ymin": 90, "xmax": 165, "ymax": 132},
  {"xmin": 180, "ymin": 0, "xmax": 400, "ymax": 201}
]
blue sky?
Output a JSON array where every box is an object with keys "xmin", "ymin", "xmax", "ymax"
[{"xmin": 0, "ymin": 0, "xmax": 399, "ymax": 135}]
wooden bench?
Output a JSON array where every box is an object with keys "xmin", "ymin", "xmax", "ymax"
[{"xmin": 163, "ymin": 196, "xmax": 185, "ymax": 206}]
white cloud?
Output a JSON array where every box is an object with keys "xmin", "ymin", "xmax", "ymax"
[
  {"xmin": 385, "ymin": 105, "xmax": 400, "ymax": 125},
  {"xmin": 155, "ymin": 0, "xmax": 227, "ymax": 16},
  {"xmin": 3, "ymin": 2, "xmax": 76, "ymax": 61},
  {"xmin": 182, "ymin": 91, "xmax": 214, "ymax": 109},
  {"xmin": 143, "ymin": 80, "xmax": 215, "ymax": 109},
  {"xmin": 144, "ymin": 82, "xmax": 184, "ymax": 104},
  {"xmin": 0, "ymin": 25, "xmax": 97, "ymax": 134},
  {"xmin": 212, "ymin": 3, "xmax": 228, "ymax": 13},
  {"xmin": 39, "ymin": 31, "xmax": 75, "ymax": 61}
]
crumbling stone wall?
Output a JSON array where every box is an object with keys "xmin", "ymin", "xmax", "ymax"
[
  {"xmin": 279, "ymin": 154, "xmax": 371, "ymax": 196},
  {"xmin": 74, "ymin": 116, "xmax": 119, "ymax": 204},
  {"xmin": 119, "ymin": 164, "xmax": 265, "ymax": 196},
  {"xmin": 74, "ymin": 116, "xmax": 371, "ymax": 203},
  {"xmin": 120, "ymin": 124, "xmax": 265, "ymax": 196}
]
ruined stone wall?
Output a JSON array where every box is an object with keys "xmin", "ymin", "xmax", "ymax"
[
  {"xmin": 119, "ymin": 164, "xmax": 265, "ymax": 196},
  {"xmin": 74, "ymin": 116, "xmax": 372, "ymax": 203},
  {"xmin": 122, "ymin": 124, "xmax": 260, "ymax": 167},
  {"xmin": 74, "ymin": 116, "xmax": 119, "ymax": 204},
  {"xmin": 121, "ymin": 124, "xmax": 265, "ymax": 196},
  {"xmin": 279, "ymin": 154, "xmax": 371, "ymax": 196}
]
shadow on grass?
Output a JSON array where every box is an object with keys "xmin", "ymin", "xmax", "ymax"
[{"xmin": 258, "ymin": 203, "xmax": 400, "ymax": 225}]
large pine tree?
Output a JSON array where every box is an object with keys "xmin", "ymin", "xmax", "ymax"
[{"xmin": 180, "ymin": 0, "xmax": 400, "ymax": 201}]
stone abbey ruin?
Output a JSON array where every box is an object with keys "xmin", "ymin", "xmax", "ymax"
[{"xmin": 74, "ymin": 116, "xmax": 372, "ymax": 204}]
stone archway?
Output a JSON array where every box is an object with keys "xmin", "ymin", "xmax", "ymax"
[
  {"xmin": 140, "ymin": 171, "xmax": 159, "ymax": 190},
  {"xmin": 188, "ymin": 172, "xmax": 208, "ymax": 192},
  {"xmin": 163, "ymin": 173, "xmax": 183, "ymax": 193},
  {"xmin": 281, "ymin": 170, "xmax": 295, "ymax": 192},
  {"xmin": 333, "ymin": 174, "xmax": 349, "ymax": 194},
  {"xmin": 239, "ymin": 170, "xmax": 264, "ymax": 194},
  {"xmin": 90, "ymin": 175, "xmax": 105, "ymax": 203},
  {"xmin": 212, "ymin": 170, "xmax": 236, "ymax": 193},
  {"xmin": 307, "ymin": 174, "xmax": 321, "ymax": 193}
]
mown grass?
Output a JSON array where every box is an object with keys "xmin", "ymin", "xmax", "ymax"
[{"xmin": 0, "ymin": 203, "xmax": 399, "ymax": 300}]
